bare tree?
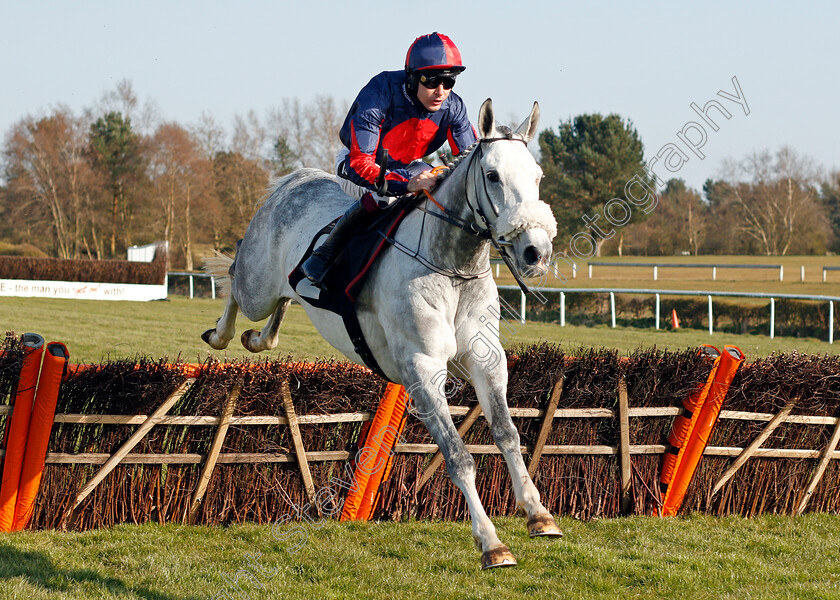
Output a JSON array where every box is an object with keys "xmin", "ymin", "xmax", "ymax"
[
  {"xmin": 821, "ymin": 170, "xmax": 840, "ymax": 253},
  {"xmin": 191, "ymin": 112, "xmax": 227, "ymax": 160},
  {"xmin": 718, "ymin": 147, "xmax": 825, "ymax": 255},
  {"xmin": 304, "ymin": 95, "xmax": 347, "ymax": 172},
  {"xmin": 147, "ymin": 122, "xmax": 214, "ymax": 269},
  {"xmin": 266, "ymin": 98, "xmax": 307, "ymax": 172},
  {"xmin": 232, "ymin": 109, "xmax": 269, "ymax": 166},
  {"xmin": 2, "ymin": 109, "xmax": 95, "ymax": 258},
  {"xmin": 669, "ymin": 180, "xmax": 707, "ymax": 255},
  {"xmin": 620, "ymin": 179, "xmax": 707, "ymax": 256},
  {"xmin": 211, "ymin": 150, "xmax": 268, "ymax": 241},
  {"xmin": 95, "ymin": 79, "xmax": 160, "ymax": 136},
  {"xmin": 266, "ymin": 96, "xmax": 348, "ymax": 173}
]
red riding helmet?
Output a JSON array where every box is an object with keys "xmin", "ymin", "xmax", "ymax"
[{"xmin": 405, "ymin": 32, "xmax": 466, "ymax": 74}]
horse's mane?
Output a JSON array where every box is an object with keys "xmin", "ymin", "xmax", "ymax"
[{"xmin": 435, "ymin": 126, "xmax": 523, "ymax": 186}]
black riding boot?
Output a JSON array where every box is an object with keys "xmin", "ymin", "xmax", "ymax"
[{"xmin": 301, "ymin": 199, "xmax": 374, "ymax": 288}]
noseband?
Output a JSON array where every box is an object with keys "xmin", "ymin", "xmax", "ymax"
[
  {"xmin": 427, "ymin": 137, "xmax": 536, "ymax": 294},
  {"xmin": 383, "ymin": 136, "xmax": 537, "ymax": 294}
]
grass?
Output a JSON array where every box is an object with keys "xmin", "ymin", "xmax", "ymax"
[
  {"xmin": 1, "ymin": 294, "xmax": 837, "ymax": 364},
  {"xmin": 0, "ymin": 296, "xmax": 338, "ymax": 364},
  {"xmin": 2, "ymin": 260, "xmax": 840, "ymax": 597},
  {"xmin": 492, "ymin": 254, "xmax": 840, "ymax": 296},
  {"xmin": 1, "ymin": 515, "xmax": 839, "ymax": 599},
  {"xmin": 3, "ymin": 252, "xmax": 837, "ymax": 363}
]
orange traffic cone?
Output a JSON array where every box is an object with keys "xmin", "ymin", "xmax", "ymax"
[{"xmin": 671, "ymin": 309, "xmax": 680, "ymax": 329}]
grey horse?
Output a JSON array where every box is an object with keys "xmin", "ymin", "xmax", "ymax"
[{"xmin": 202, "ymin": 99, "xmax": 562, "ymax": 569}]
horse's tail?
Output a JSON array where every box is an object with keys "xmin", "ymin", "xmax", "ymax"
[{"xmin": 203, "ymin": 251, "xmax": 234, "ymax": 297}]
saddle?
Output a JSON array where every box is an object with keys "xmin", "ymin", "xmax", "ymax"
[{"xmin": 288, "ymin": 195, "xmax": 419, "ymax": 380}]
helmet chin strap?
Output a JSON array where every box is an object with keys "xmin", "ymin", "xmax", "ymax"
[{"xmin": 405, "ymin": 70, "xmax": 419, "ymax": 97}]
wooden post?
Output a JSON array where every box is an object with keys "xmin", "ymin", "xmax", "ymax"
[
  {"xmin": 712, "ymin": 397, "xmax": 797, "ymax": 496},
  {"xmin": 188, "ymin": 384, "xmax": 240, "ymax": 523},
  {"xmin": 796, "ymin": 416, "xmax": 840, "ymax": 515},
  {"xmin": 417, "ymin": 402, "xmax": 484, "ymax": 491},
  {"xmin": 280, "ymin": 379, "xmax": 318, "ymax": 513},
  {"xmin": 63, "ymin": 378, "xmax": 194, "ymax": 529},
  {"xmin": 527, "ymin": 376, "xmax": 564, "ymax": 479},
  {"xmin": 618, "ymin": 375, "xmax": 633, "ymax": 515}
]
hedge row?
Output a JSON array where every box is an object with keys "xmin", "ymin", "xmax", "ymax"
[
  {"xmin": 0, "ymin": 247, "xmax": 166, "ymax": 285},
  {"xmin": 1, "ymin": 333, "xmax": 839, "ymax": 530}
]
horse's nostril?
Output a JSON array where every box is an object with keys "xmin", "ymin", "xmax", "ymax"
[{"xmin": 524, "ymin": 245, "xmax": 541, "ymax": 265}]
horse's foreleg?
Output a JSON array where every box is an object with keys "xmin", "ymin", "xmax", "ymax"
[
  {"xmin": 403, "ymin": 356, "xmax": 515, "ymax": 569},
  {"xmin": 241, "ymin": 298, "xmax": 292, "ymax": 352},
  {"xmin": 464, "ymin": 353, "xmax": 563, "ymax": 539},
  {"xmin": 201, "ymin": 291, "xmax": 239, "ymax": 350}
]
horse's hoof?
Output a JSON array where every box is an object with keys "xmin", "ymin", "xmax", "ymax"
[
  {"xmin": 241, "ymin": 330, "xmax": 254, "ymax": 349},
  {"xmin": 527, "ymin": 514, "xmax": 563, "ymax": 538},
  {"xmin": 241, "ymin": 329, "xmax": 261, "ymax": 352},
  {"xmin": 481, "ymin": 545, "xmax": 517, "ymax": 570},
  {"xmin": 202, "ymin": 328, "xmax": 229, "ymax": 349}
]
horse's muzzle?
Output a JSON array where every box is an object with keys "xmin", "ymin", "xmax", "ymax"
[
  {"xmin": 510, "ymin": 228, "xmax": 553, "ymax": 278},
  {"xmin": 523, "ymin": 245, "xmax": 542, "ymax": 266}
]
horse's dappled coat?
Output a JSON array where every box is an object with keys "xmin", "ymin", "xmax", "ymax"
[{"xmin": 202, "ymin": 99, "xmax": 561, "ymax": 569}]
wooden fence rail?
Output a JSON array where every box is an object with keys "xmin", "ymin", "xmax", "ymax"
[
  {"xmin": 3, "ymin": 396, "xmax": 839, "ymax": 510},
  {"xmin": 2, "ymin": 341, "xmax": 839, "ymax": 528}
]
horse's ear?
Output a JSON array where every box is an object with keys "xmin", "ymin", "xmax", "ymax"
[
  {"xmin": 477, "ymin": 98, "xmax": 495, "ymax": 138},
  {"xmin": 514, "ymin": 101, "xmax": 541, "ymax": 143}
]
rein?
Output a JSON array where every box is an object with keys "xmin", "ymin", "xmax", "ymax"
[{"xmin": 409, "ymin": 137, "xmax": 536, "ymax": 294}]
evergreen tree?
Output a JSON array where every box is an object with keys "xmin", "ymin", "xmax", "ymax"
[
  {"xmin": 271, "ymin": 136, "xmax": 299, "ymax": 177},
  {"xmin": 539, "ymin": 113, "xmax": 653, "ymax": 256},
  {"xmin": 88, "ymin": 112, "xmax": 144, "ymax": 257}
]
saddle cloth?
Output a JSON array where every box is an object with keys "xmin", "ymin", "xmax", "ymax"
[{"xmin": 288, "ymin": 196, "xmax": 418, "ymax": 380}]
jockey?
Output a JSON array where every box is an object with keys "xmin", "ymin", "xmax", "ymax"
[{"xmin": 301, "ymin": 32, "xmax": 478, "ymax": 288}]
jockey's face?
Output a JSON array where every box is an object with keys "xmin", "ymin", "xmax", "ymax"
[{"xmin": 416, "ymin": 80, "xmax": 452, "ymax": 112}]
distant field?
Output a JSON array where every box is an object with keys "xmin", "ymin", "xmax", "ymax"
[
  {"xmin": 3, "ymin": 256, "xmax": 838, "ymax": 363},
  {"xmin": 492, "ymin": 254, "xmax": 840, "ymax": 296},
  {"xmin": 1, "ymin": 294, "xmax": 837, "ymax": 364}
]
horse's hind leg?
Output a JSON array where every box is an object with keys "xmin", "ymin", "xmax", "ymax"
[
  {"xmin": 201, "ymin": 292, "xmax": 239, "ymax": 350},
  {"xmin": 241, "ymin": 298, "xmax": 292, "ymax": 352}
]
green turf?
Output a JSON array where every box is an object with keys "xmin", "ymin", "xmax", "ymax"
[
  {"xmin": 1, "ymin": 515, "xmax": 838, "ymax": 599},
  {"xmin": 493, "ymin": 254, "xmax": 840, "ymax": 295},
  {"xmin": 1, "ymin": 294, "xmax": 837, "ymax": 364},
  {"xmin": 2, "ymin": 261, "xmax": 839, "ymax": 598}
]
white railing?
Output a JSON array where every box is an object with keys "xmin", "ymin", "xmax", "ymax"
[
  {"xmin": 168, "ymin": 271, "xmax": 216, "ymax": 299},
  {"xmin": 823, "ymin": 266, "xmax": 840, "ymax": 283},
  {"xmin": 588, "ymin": 261, "xmax": 785, "ymax": 281},
  {"xmin": 498, "ymin": 286, "xmax": 840, "ymax": 344}
]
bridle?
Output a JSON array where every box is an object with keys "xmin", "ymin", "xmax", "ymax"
[{"xmin": 404, "ymin": 137, "xmax": 536, "ymax": 294}]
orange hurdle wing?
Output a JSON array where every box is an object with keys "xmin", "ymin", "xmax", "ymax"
[
  {"xmin": 341, "ymin": 383, "xmax": 407, "ymax": 521},
  {"xmin": 660, "ymin": 346, "xmax": 744, "ymax": 516},
  {"xmin": 659, "ymin": 346, "xmax": 720, "ymax": 505},
  {"xmin": 0, "ymin": 333, "xmax": 45, "ymax": 532},
  {"xmin": 13, "ymin": 342, "xmax": 69, "ymax": 531}
]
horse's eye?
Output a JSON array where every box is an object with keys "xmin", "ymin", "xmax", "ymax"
[{"xmin": 486, "ymin": 171, "xmax": 500, "ymax": 183}]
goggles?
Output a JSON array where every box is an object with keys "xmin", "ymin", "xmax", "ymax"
[{"xmin": 419, "ymin": 74, "xmax": 457, "ymax": 90}]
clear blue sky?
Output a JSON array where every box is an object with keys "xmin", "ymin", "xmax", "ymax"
[{"xmin": 2, "ymin": 0, "xmax": 837, "ymax": 192}]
